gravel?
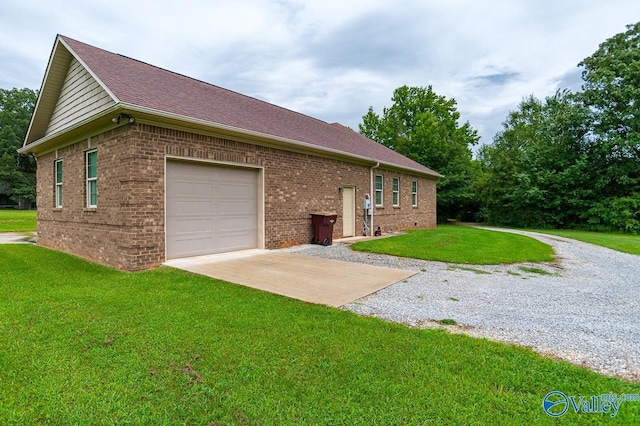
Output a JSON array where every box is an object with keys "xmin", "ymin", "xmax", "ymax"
[{"xmin": 286, "ymin": 228, "xmax": 640, "ymax": 382}]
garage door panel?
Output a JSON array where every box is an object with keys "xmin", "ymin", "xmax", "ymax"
[
  {"xmin": 166, "ymin": 161, "xmax": 259, "ymax": 259},
  {"xmin": 216, "ymin": 232, "xmax": 257, "ymax": 252},
  {"xmin": 170, "ymin": 182, "xmax": 213, "ymax": 197},
  {"xmin": 167, "ymin": 200, "xmax": 215, "ymax": 216},
  {"xmin": 218, "ymin": 215, "xmax": 257, "ymax": 231},
  {"xmin": 218, "ymin": 182, "xmax": 255, "ymax": 198},
  {"xmin": 217, "ymin": 200, "xmax": 257, "ymax": 215},
  {"xmin": 170, "ymin": 235, "xmax": 215, "ymax": 258},
  {"xmin": 171, "ymin": 217, "xmax": 215, "ymax": 233}
]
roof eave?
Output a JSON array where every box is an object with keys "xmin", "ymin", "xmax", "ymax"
[
  {"xmin": 124, "ymin": 104, "xmax": 441, "ymax": 178},
  {"xmin": 18, "ymin": 104, "xmax": 122, "ymax": 155},
  {"xmin": 22, "ymin": 35, "xmax": 70, "ymax": 147}
]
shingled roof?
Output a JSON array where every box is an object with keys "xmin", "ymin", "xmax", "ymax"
[{"xmin": 23, "ymin": 35, "xmax": 440, "ymax": 177}]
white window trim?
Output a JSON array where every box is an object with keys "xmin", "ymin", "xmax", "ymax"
[
  {"xmin": 86, "ymin": 149, "xmax": 97, "ymax": 208},
  {"xmin": 375, "ymin": 174, "xmax": 383, "ymax": 206},
  {"xmin": 392, "ymin": 177, "xmax": 400, "ymax": 207},
  {"xmin": 412, "ymin": 180, "xmax": 418, "ymax": 207},
  {"xmin": 55, "ymin": 159, "xmax": 63, "ymax": 208}
]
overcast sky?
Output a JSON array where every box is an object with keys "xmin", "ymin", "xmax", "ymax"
[{"xmin": 1, "ymin": 0, "xmax": 638, "ymax": 148}]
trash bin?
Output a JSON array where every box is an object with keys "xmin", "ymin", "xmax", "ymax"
[{"xmin": 310, "ymin": 212, "xmax": 338, "ymax": 246}]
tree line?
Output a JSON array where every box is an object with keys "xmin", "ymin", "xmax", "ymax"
[
  {"xmin": 0, "ymin": 87, "xmax": 37, "ymax": 208},
  {"xmin": 360, "ymin": 22, "xmax": 640, "ymax": 234}
]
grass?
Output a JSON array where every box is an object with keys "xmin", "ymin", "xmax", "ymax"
[
  {"xmin": 0, "ymin": 209, "xmax": 36, "ymax": 232},
  {"xmin": 352, "ymin": 225, "xmax": 555, "ymax": 264},
  {"xmin": 1, "ymin": 245, "xmax": 639, "ymax": 424},
  {"xmin": 518, "ymin": 266, "xmax": 554, "ymax": 276},
  {"xmin": 447, "ymin": 265, "xmax": 492, "ymax": 275},
  {"xmin": 529, "ymin": 229, "xmax": 640, "ymax": 256}
]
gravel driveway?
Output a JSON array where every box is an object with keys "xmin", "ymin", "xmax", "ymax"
[{"xmin": 287, "ymin": 228, "xmax": 639, "ymax": 382}]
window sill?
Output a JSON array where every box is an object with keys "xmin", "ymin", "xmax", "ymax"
[
  {"xmin": 53, "ymin": 208, "xmax": 62, "ymax": 212},
  {"xmin": 84, "ymin": 207, "xmax": 97, "ymax": 212},
  {"xmin": 393, "ymin": 205, "xmax": 400, "ymax": 209}
]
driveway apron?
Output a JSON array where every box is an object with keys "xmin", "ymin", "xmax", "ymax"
[{"xmin": 165, "ymin": 250, "xmax": 416, "ymax": 307}]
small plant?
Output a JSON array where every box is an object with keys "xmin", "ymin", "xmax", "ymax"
[
  {"xmin": 518, "ymin": 266, "xmax": 552, "ymax": 275},
  {"xmin": 507, "ymin": 270, "xmax": 521, "ymax": 276},
  {"xmin": 438, "ymin": 318, "xmax": 457, "ymax": 326},
  {"xmin": 448, "ymin": 297, "xmax": 460, "ymax": 301},
  {"xmin": 448, "ymin": 265, "xmax": 491, "ymax": 275}
]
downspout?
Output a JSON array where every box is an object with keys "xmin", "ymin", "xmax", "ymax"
[{"xmin": 369, "ymin": 161, "xmax": 380, "ymax": 236}]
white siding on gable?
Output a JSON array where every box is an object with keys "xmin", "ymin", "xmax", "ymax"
[{"xmin": 46, "ymin": 58, "xmax": 115, "ymax": 136}]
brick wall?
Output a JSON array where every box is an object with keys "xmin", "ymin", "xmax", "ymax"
[
  {"xmin": 371, "ymin": 172, "xmax": 437, "ymax": 233},
  {"xmin": 35, "ymin": 123, "xmax": 436, "ymax": 270},
  {"xmin": 36, "ymin": 126, "xmax": 146, "ymax": 270}
]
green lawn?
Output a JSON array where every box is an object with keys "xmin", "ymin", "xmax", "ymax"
[
  {"xmin": 528, "ymin": 229, "xmax": 640, "ymax": 256},
  {"xmin": 351, "ymin": 225, "xmax": 555, "ymax": 264},
  {"xmin": 0, "ymin": 209, "xmax": 36, "ymax": 232},
  {"xmin": 1, "ymin": 245, "xmax": 638, "ymax": 424}
]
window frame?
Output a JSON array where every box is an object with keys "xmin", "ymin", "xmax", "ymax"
[
  {"xmin": 374, "ymin": 174, "xmax": 383, "ymax": 206},
  {"xmin": 86, "ymin": 149, "xmax": 97, "ymax": 208},
  {"xmin": 54, "ymin": 159, "xmax": 63, "ymax": 208},
  {"xmin": 412, "ymin": 180, "xmax": 418, "ymax": 207},
  {"xmin": 392, "ymin": 177, "xmax": 400, "ymax": 207}
]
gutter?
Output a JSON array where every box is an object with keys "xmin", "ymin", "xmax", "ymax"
[{"xmin": 369, "ymin": 162, "xmax": 380, "ymax": 236}]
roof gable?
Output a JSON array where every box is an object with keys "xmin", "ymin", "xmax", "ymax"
[
  {"xmin": 24, "ymin": 36, "xmax": 118, "ymax": 145},
  {"xmin": 23, "ymin": 36, "xmax": 440, "ymax": 177},
  {"xmin": 46, "ymin": 56, "xmax": 116, "ymax": 135}
]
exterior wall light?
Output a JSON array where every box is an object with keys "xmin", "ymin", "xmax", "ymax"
[{"xmin": 112, "ymin": 113, "xmax": 135, "ymax": 124}]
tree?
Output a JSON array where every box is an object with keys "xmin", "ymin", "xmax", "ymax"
[
  {"xmin": 477, "ymin": 91, "xmax": 592, "ymax": 228},
  {"xmin": 359, "ymin": 85, "xmax": 479, "ymax": 221},
  {"xmin": 578, "ymin": 22, "xmax": 640, "ymax": 233},
  {"xmin": 478, "ymin": 22, "xmax": 640, "ymax": 234},
  {"xmin": 0, "ymin": 88, "xmax": 37, "ymax": 207}
]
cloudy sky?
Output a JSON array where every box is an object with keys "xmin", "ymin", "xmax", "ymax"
[{"xmin": 1, "ymin": 0, "xmax": 638, "ymax": 149}]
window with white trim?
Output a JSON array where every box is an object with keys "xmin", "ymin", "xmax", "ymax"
[
  {"xmin": 412, "ymin": 180, "xmax": 418, "ymax": 207},
  {"xmin": 392, "ymin": 177, "xmax": 400, "ymax": 206},
  {"xmin": 55, "ymin": 159, "xmax": 63, "ymax": 208},
  {"xmin": 374, "ymin": 174, "xmax": 383, "ymax": 206},
  {"xmin": 86, "ymin": 149, "xmax": 97, "ymax": 207}
]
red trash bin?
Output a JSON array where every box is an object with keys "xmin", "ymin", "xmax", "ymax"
[{"xmin": 310, "ymin": 212, "xmax": 338, "ymax": 246}]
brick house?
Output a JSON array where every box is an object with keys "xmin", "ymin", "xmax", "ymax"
[{"xmin": 20, "ymin": 35, "xmax": 440, "ymax": 271}]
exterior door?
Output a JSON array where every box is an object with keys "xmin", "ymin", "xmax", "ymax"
[{"xmin": 342, "ymin": 186, "xmax": 355, "ymax": 237}]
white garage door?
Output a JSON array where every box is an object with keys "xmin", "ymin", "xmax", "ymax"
[{"xmin": 166, "ymin": 161, "xmax": 259, "ymax": 259}]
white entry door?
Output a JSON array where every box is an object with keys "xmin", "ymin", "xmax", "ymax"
[{"xmin": 342, "ymin": 186, "xmax": 355, "ymax": 237}]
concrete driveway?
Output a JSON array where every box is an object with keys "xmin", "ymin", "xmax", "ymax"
[
  {"xmin": 164, "ymin": 249, "xmax": 416, "ymax": 307},
  {"xmin": 0, "ymin": 232, "xmax": 35, "ymax": 244}
]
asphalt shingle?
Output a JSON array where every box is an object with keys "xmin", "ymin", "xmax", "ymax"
[{"xmin": 61, "ymin": 36, "xmax": 440, "ymax": 177}]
